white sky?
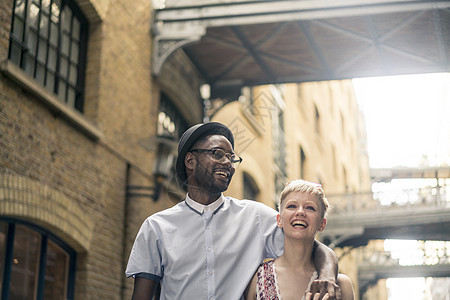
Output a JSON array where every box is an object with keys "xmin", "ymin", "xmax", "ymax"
[
  {"xmin": 352, "ymin": 73, "xmax": 450, "ymax": 299},
  {"xmin": 353, "ymin": 73, "xmax": 450, "ymax": 168}
]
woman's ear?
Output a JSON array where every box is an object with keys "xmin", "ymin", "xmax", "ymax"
[
  {"xmin": 318, "ymin": 218, "xmax": 327, "ymax": 232},
  {"xmin": 276, "ymin": 214, "xmax": 282, "ymax": 228}
]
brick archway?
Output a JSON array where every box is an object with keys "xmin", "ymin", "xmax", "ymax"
[{"xmin": 0, "ymin": 173, "xmax": 95, "ymax": 252}]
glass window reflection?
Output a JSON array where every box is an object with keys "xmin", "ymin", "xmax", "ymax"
[{"xmin": 0, "ymin": 220, "xmax": 75, "ymax": 300}]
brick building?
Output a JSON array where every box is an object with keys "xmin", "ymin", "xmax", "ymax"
[
  {"xmin": 0, "ymin": 0, "xmax": 203, "ymax": 299},
  {"xmin": 1, "ymin": 0, "xmax": 371, "ymax": 299}
]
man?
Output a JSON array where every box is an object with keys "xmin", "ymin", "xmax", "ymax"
[{"xmin": 126, "ymin": 122, "xmax": 341, "ymax": 299}]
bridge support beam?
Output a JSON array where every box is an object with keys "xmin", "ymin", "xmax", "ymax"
[{"xmin": 152, "ymin": 0, "xmax": 450, "ymax": 76}]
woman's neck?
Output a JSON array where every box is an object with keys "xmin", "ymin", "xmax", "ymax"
[
  {"xmin": 275, "ymin": 238, "xmax": 317, "ymax": 300},
  {"xmin": 277, "ymin": 237, "xmax": 315, "ymax": 271}
]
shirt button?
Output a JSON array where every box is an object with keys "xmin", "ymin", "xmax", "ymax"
[
  {"xmin": 208, "ymin": 247, "xmax": 212, "ymax": 251},
  {"xmin": 209, "ymin": 271, "xmax": 213, "ymax": 276},
  {"xmin": 206, "ymin": 225, "xmax": 210, "ymax": 230}
]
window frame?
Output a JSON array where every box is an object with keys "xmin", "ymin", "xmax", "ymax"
[
  {"xmin": 0, "ymin": 218, "xmax": 76, "ymax": 300},
  {"xmin": 8, "ymin": 0, "xmax": 88, "ymax": 112}
]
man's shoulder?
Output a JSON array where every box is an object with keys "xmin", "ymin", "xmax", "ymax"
[
  {"xmin": 225, "ymin": 196, "xmax": 261, "ymax": 206},
  {"xmin": 147, "ymin": 201, "xmax": 189, "ymax": 220},
  {"xmin": 225, "ymin": 197, "xmax": 277, "ymax": 214}
]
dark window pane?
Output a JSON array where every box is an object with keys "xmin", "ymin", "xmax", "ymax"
[
  {"xmin": 10, "ymin": 225, "xmax": 41, "ymax": 300},
  {"xmin": 60, "ymin": 57, "xmax": 68, "ymax": 76},
  {"xmin": 39, "ymin": 15, "xmax": 49, "ymax": 39},
  {"xmin": 72, "ymin": 18, "xmax": 80, "ymax": 37},
  {"xmin": 29, "ymin": 3, "xmax": 40, "ymax": 30},
  {"xmin": 24, "ymin": 54, "xmax": 35, "ymax": 76},
  {"xmin": 243, "ymin": 173, "xmax": 259, "ymax": 200},
  {"xmin": 50, "ymin": 1, "xmax": 61, "ymax": 23},
  {"xmin": 42, "ymin": 0, "xmax": 51, "ymax": 13},
  {"xmin": 61, "ymin": 7, "xmax": 72, "ymax": 32},
  {"xmin": 15, "ymin": 0, "xmax": 26, "ymax": 17},
  {"xmin": 12, "ymin": 18, "xmax": 24, "ymax": 40},
  {"xmin": 36, "ymin": 64, "xmax": 45, "ymax": 85},
  {"xmin": 9, "ymin": 43, "xmax": 22, "ymax": 65},
  {"xmin": 0, "ymin": 222, "xmax": 7, "ymax": 291},
  {"xmin": 37, "ymin": 39, "xmax": 47, "ymax": 63},
  {"xmin": 70, "ymin": 41, "xmax": 78, "ymax": 62},
  {"xmin": 58, "ymin": 81, "xmax": 66, "ymax": 101},
  {"xmin": 48, "ymin": 46, "xmax": 57, "ymax": 71},
  {"xmin": 67, "ymin": 87, "xmax": 75, "ymax": 106},
  {"xmin": 61, "ymin": 33, "xmax": 70, "ymax": 56},
  {"xmin": 26, "ymin": 31, "xmax": 38, "ymax": 55},
  {"xmin": 43, "ymin": 240, "xmax": 69, "ymax": 300},
  {"xmin": 49, "ymin": 22, "xmax": 58, "ymax": 46},
  {"xmin": 46, "ymin": 72, "xmax": 55, "ymax": 92},
  {"xmin": 69, "ymin": 64, "xmax": 77, "ymax": 84}
]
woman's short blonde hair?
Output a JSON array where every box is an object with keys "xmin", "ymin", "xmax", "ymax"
[{"xmin": 278, "ymin": 179, "xmax": 330, "ymax": 217}]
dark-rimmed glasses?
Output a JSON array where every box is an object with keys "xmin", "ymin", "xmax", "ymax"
[{"xmin": 190, "ymin": 148, "xmax": 243, "ymax": 168}]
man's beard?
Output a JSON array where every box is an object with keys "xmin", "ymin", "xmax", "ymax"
[{"xmin": 193, "ymin": 161, "xmax": 230, "ymax": 194}]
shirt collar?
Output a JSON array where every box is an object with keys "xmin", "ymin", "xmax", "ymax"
[{"xmin": 185, "ymin": 193, "xmax": 225, "ymax": 214}]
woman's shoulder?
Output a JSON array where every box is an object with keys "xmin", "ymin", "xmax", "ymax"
[
  {"xmin": 255, "ymin": 259, "xmax": 276, "ymax": 279},
  {"xmin": 259, "ymin": 259, "xmax": 275, "ymax": 268}
]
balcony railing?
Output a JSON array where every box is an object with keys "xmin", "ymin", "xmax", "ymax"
[{"xmin": 327, "ymin": 184, "xmax": 450, "ymax": 215}]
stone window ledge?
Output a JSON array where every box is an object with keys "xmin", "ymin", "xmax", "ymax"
[{"xmin": 1, "ymin": 60, "xmax": 103, "ymax": 141}]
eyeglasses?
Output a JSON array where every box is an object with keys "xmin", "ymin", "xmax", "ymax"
[{"xmin": 190, "ymin": 148, "xmax": 243, "ymax": 168}]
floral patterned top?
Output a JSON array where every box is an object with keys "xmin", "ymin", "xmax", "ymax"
[{"xmin": 255, "ymin": 260, "xmax": 318, "ymax": 300}]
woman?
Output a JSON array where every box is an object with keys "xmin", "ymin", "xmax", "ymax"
[{"xmin": 244, "ymin": 180, "xmax": 354, "ymax": 300}]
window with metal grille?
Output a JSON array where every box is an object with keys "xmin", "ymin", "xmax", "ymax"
[
  {"xmin": 157, "ymin": 93, "xmax": 189, "ymax": 141},
  {"xmin": 8, "ymin": 0, "xmax": 88, "ymax": 112},
  {"xmin": 0, "ymin": 219, "xmax": 76, "ymax": 300}
]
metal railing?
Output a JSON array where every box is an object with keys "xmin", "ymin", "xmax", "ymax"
[
  {"xmin": 327, "ymin": 184, "xmax": 450, "ymax": 215},
  {"xmin": 356, "ymin": 241, "xmax": 450, "ymax": 267}
]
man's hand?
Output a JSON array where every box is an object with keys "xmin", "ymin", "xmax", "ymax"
[
  {"xmin": 306, "ymin": 279, "xmax": 342, "ymax": 300},
  {"xmin": 305, "ymin": 292, "xmax": 329, "ymax": 300}
]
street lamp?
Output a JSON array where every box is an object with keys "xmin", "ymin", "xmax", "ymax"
[{"xmin": 126, "ymin": 136, "xmax": 176, "ymax": 202}]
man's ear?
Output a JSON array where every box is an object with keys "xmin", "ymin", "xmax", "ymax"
[{"xmin": 185, "ymin": 152, "xmax": 196, "ymax": 172}]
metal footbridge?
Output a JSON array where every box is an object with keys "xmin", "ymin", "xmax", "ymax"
[
  {"xmin": 323, "ymin": 166, "xmax": 450, "ymax": 297},
  {"xmin": 152, "ymin": 0, "xmax": 450, "ymax": 100},
  {"xmin": 323, "ymin": 166, "xmax": 450, "ymax": 247}
]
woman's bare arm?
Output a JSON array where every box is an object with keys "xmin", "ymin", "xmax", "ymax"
[{"xmin": 244, "ymin": 272, "xmax": 258, "ymax": 300}]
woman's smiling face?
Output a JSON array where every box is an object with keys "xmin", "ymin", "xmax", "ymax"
[{"xmin": 277, "ymin": 191, "xmax": 327, "ymax": 240}]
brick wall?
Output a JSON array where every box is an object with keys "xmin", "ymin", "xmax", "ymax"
[{"xmin": 0, "ymin": 0, "xmax": 203, "ymax": 299}]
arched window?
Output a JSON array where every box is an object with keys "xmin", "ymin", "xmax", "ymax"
[
  {"xmin": 314, "ymin": 105, "xmax": 321, "ymax": 135},
  {"xmin": 243, "ymin": 172, "xmax": 259, "ymax": 201},
  {"xmin": 0, "ymin": 219, "xmax": 76, "ymax": 300},
  {"xmin": 299, "ymin": 146, "xmax": 306, "ymax": 179}
]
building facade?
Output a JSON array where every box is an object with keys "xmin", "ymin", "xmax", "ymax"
[
  {"xmin": 1, "ymin": 0, "xmax": 376, "ymax": 299},
  {"xmin": 0, "ymin": 0, "xmax": 203, "ymax": 299},
  {"xmin": 211, "ymin": 80, "xmax": 373, "ymax": 299}
]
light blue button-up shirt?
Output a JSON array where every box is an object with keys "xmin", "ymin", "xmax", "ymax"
[{"xmin": 126, "ymin": 194, "xmax": 284, "ymax": 300}]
